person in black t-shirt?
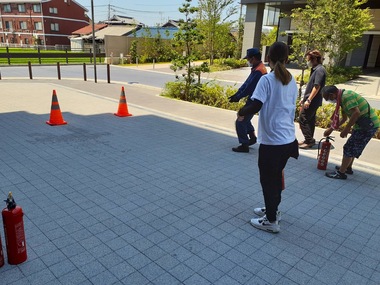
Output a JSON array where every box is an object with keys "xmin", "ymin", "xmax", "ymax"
[{"xmin": 298, "ymin": 50, "xmax": 327, "ymax": 149}]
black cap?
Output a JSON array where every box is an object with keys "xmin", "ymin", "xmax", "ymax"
[{"xmin": 243, "ymin": 48, "xmax": 260, "ymax": 59}]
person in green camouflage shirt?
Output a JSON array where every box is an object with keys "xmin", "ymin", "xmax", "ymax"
[{"xmin": 322, "ymin": 86, "xmax": 379, "ymax": 179}]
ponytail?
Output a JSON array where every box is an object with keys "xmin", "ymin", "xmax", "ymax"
[
  {"xmin": 268, "ymin": 42, "xmax": 292, "ymax": 85},
  {"xmin": 273, "ymin": 61, "xmax": 292, "ymax": 85}
]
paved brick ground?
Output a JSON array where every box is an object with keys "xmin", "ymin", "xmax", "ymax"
[{"xmin": 0, "ymin": 79, "xmax": 379, "ymax": 285}]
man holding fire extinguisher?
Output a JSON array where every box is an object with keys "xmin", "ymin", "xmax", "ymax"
[{"xmin": 322, "ymin": 85, "xmax": 379, "ymax": 179}]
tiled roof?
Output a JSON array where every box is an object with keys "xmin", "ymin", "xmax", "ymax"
[
  {"xmin": 72, "ymin": 24, "xmax": 108, "ymax": 35},
  {"xmin": 92, "ymin": 25, "xmax": 136, "ymax": 39}
]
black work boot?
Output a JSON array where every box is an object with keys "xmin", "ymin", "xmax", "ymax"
[{"xmin": 232, "ymin": 144, "xmax": 249, "ymax": 153}]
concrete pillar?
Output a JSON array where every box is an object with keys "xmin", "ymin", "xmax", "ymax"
[
  {"xmin": 277, "ymin": 16, "xmax": 291, "ymax": 43},
  {"xmin": 242, "ymin": 3, "xmax": 265, "ymax": 55}
]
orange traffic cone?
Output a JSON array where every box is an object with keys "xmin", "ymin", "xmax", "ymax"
[
  {"xmin": 114, "ymin": 86, "xmax": 132, "ymax": 117},
  {"xmin": 46, "ymin": 90, "xmax": 67, "ymax": 126}
]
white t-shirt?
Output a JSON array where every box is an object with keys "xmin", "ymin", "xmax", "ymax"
[{"xmin": 251, "ymin": 72, "xmax": 298, "ymax": 145}]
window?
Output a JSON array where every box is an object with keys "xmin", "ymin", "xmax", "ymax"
[
  {"xmin": 25, "ymin": 38, "xmax": 29, "ymax": 44},
  {"xmin": 34, "ymin": 22, "xmax": 42, "ymax": 31},
  {"xmin": 5, "ymin": 21, "xmax": 13, "ymax": 30},
  {"xmin": 18, "ymin": 4, "xmax": 26, "ymax": 13},
  {"xmin": 33, "ymin": 4, "xmax": 41, "ymax": 13},
  {"xmin": 20, "ymin": 21, "xmax": 27, "ymax": 30},
  {"xmin": 4, "ymin": 4, "xmax": 11, "ymax": 12},
  {"xmin": 0, "ymin": 22, "xmax": 2, "ymax": 29},
  {"xmin": 49, "ymin": 7, "xmax": 58, "ymax": 14},
  {"xmin": 51, "ymin": 23, "xmax": 59, "ymax": 31}
]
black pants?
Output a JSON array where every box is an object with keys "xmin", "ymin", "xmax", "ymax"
[
  {"xmin": 258, "ymin": 140, "xmax": 299, "ymax": 222},
  {"xmin": 299, "ymin": 102, "xmax": 320, "ymax": 143}
]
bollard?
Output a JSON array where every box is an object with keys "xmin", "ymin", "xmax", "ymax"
[
  {"xmin": 28, "ymin": 61, "xmax": 33, "ymax": 80},
  {"xmin": 107, "ymin": 63, "xmax": 110, "ymax": 83},
  {"xmin": 83, "ymin": 63, "xmax": 87, "ymax": 81},
  {"xmin": 57, "ymin": 62, "xmax": 61, "ymax": 80}
]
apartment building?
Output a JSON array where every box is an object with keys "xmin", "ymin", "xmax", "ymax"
[{"xmin": 0, "ymin": 0, "xmax": 89, "ymax": 47}]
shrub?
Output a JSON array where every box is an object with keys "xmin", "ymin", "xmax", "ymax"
[
  {"xmin": 210, "ymin": 58, "xmax": 247, "ymax": 72},
  {"xmin": 161, "ymin": 80, "xmax": 243, "ymax": 111},
  {"xmin": 326, "ymin": 66, "xmax": 362, "ymax": 85}
]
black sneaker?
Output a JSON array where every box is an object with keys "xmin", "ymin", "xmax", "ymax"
[
  {"xmin": 249, "ymin": 136, "xmax": 257, "ymax": 146},
  {"xmin": 232, "ymin": 144, "xmax": 249, "ymax": 153},
  {"xmin": 335, "ymin": 166, "xmax": 353, "ymax": 175},
  {"xmin": 326, "ymin": 170, "xmax": 347, "ymax": 180}
]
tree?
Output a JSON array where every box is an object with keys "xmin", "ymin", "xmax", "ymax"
[
  {"xmin": 320, "ymin": 0, "xmax": 374, "ymax": 66},
  {"xmin": 289, "ymin": 0, "xmax": 324, "ymax": 96},
  {"xmin": 197, "ymin": 0, "xmax": 238, "ymax": 65},
  {"xmin": 261, "ymin": 27, "xmax": 278, "ymax": 47},
  {"xmin": 130, "ymin": 40, "xmax": 138, "ymax": 64},
  {"xmin": 291, "ymin": 0, "xmax": 374, "ymax": 67},
  {"xmin": 171, "ymin": 0, "xmax": 209, "ymax": 100},
  {"xmin": 290, "ymin": 0, "xmax": 373, "ymax": 96}
]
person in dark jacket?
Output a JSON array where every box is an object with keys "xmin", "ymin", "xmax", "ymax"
[
  {"xmin": 298, "ymin": 50, "xmax": 327, "ymax": 149},
  {"xmin": 229, "ymin": 48, "xmax": 267, "ymax": 153}
]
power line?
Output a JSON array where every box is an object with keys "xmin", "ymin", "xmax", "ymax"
[{"xmin": 110, "ymin": 5, "xmax": 178, "ymax": 14}]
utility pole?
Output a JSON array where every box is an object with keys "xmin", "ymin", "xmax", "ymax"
[
  {"xmin": 91, "ymin": 0, "xmax": 97, "ymax": 83},
  {"xmin": 108, "ymin": 2, "xmax": 111, "ymax": 22}
]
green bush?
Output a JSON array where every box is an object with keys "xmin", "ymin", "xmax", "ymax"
[
  {"xmin": 161, "ymin": 80, "xmax": 243, "ymax": 110},
  {"xmin": 326, "ymin": 66, "xmax": 362, "ymax": 85},
  {"xmin": 210, "ymin": 58, "xmax": 247, "ymax": 72}
]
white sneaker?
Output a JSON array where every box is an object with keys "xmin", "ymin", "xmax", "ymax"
[
  {"xmin": 253, "ymin": 207, "xmax": 282, "ymax": 221},
  {"xmin": 250, "ymin": 216, "xmax": 280, "ymax": 233}
]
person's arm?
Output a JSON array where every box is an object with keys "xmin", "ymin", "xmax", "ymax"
[
  {"xmin": 340, "ymin": 107, "xmax": 360, "ymax": 138},
  {"xmin": 303, "ymin": 85, "xmax": 320, "ymax": 109},
  {"xmin": 231, "ymin": 70, "xmax": 263, "ymax": 102},
  {"xmin": 237, "ymin": 99, "xmax": 263, "ymax": 119},
  {"xmin": 324, "ymin": 113, "xmax": 348, "ymax": 137}
]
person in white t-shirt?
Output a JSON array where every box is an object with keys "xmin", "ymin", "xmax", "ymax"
[{"xmin": 237, "ymin": 42, "xmax": 299, "ymax": 233}]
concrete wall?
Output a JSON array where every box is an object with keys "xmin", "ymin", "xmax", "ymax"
[
  {"xmin": 346, "ymin": 35, "xmax": 369, "ymax": 67},
  {"xmin": 104, "ymin": 35, "xmax": 130, "ymax": 64},
  {"xmin": 370, "ymin": 9, "xmax": 380, "ymax": 30},
  {"xmin": 242, "ymin": 3, "xmax": 265, "ymax": 55},
  {"xmin": 367, "ymin": 35, "xmax": 380, "ymax": 68}
]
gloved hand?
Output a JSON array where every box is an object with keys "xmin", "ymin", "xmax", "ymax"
[{"xmin": 228, "ymin": 94, "xmax": 239, "ymax": 103}]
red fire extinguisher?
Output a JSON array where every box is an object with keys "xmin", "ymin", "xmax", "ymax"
[
  {"xmin": 2, "ymin": 192, "xmax": 27, "ymax": 265},
  {"xmin": 0, "ymin": 231, "xmax": 4, "ymax": 268},
  {"xmin": 317, "ymin": 136, "xmax": 334, "ymax": 170}
]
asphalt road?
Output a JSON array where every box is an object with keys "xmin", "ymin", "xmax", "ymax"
[{"xmin": 2, "ymin": 64, "xmax": 379, "ymax": 109}]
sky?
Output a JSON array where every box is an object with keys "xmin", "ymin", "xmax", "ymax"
[{"xmin": 75, "ymin": 0, "xmax": 241, "ymax": 26}]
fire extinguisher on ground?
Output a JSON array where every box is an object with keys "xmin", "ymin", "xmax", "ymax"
[
  {"xmin": 317, "ymin": 136, "xmax": 334, "ymax": 170},
  {"xmin": 2, "ymin": 192, "xmax": 27, "ymax": 265},
  {"xmin": 0, "ymin": 231, "xmax": 4, "ymax": 268}
]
